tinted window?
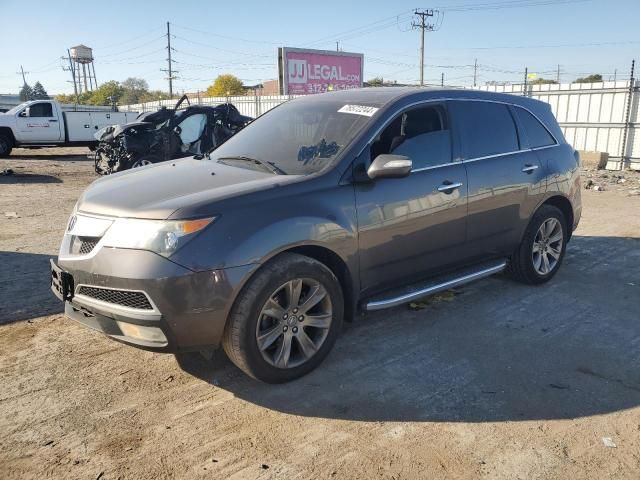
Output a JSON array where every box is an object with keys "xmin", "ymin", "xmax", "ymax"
[
  {"xmin": 513, "ymin": 107, "xmax": 556, "ymax": 148},
  {"xmin": 371, "ymin": 105, "xmax": 451, "ymax": 169},
  {"xmin": 451, "ymin": 101, "xmax": 519, "ymax": 159},
  {"xmin": 29, "ymin": 102, "xmax": 53, "ymax": 117}
]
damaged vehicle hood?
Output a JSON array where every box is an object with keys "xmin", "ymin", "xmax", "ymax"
[{"xmin": 78, "ymin": 157, "xmax": 301, "ymax": 219}]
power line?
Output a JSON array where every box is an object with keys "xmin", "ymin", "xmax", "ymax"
[{"xmin": 432, "ymin": 0, "xmax": 591, "ymax": 11}]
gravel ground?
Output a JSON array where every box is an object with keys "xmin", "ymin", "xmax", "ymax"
[{"xmin": 1, "ymin": 148, "xmax": 640, "ymax": 479}]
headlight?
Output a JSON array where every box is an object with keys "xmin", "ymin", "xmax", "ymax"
[{"xmin": 102, "ymin": 217, "xmax": 215, "ymax": 256}]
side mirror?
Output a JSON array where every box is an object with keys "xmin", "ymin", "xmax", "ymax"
[
  {"xmin": 367, "ymin": 154, "xmax": 412, "ymax": 180},
  {"xmin": 19, "ymin": 108, "xmax": 29, "ymax": 117},
  {"xmin": 173, "ymin": 126, "xmax": 182, "ymax": 135}
]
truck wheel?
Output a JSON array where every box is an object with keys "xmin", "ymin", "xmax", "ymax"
[
  {"xmin": 0, "ymin": 134, "xmax": 13, "ymax": 157},
  {"xmin": 507, "ymin": 205, "xmax": 567, "ymax": 285},
  {"xmin": 223, "ymin": 253, "xmax": 344, "ymax": 383}
]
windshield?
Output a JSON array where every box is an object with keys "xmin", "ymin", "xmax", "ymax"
[
  {"xmin": 209, "ymin": 97, "xmax": 380, "ymax": 175},
  {"xmin": 6, "ymin": 102, "xmax": 29, "ymax": 115}
]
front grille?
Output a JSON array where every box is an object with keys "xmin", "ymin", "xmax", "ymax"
[
  {"xmin": 70, "ymin": 236, "xmax": 101, "ymax": 255},
  {"xmin": 79, "ymin": 240, "xmax": 98, "ymax": 254},
  {"xmin": 77, "ymin": 286, "xmax": 153, "ymax": 310}
]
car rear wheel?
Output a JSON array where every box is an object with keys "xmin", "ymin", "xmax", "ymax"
[
  {"xmin": 507, "ymin": 204, "xmax": 567, "ymax": 284},
  {"xmin": 223, "ymin": 253, "xmax": 344, "ymax": 383},
  {"xmin": 0, "ymin": 134, "xmax": 13, "ymax": 158}
]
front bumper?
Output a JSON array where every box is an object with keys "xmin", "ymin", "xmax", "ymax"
[{"xmin": 52, "ymin": 248, "xmax": 258, "ymax": 353}]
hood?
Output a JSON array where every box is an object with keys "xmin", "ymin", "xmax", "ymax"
[{"xmin": 78, "ymin": 157, "xmax": 301, "ymax": 219}]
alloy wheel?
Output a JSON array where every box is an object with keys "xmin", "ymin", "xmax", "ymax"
[
  {"xmin": 255, "ymin": 278, "xmax": 333, "ymax": 369},
  {"xmin": 132, "ymin": 159, "xmax": 153, "ymax": 168},
  {"xmin": 532, "ymin": 217, "xmax": 563, "ymax": 275}
]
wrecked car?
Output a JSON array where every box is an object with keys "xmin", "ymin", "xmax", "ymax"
[{"xmin": 94, "ymin": 95, "xmax": 252, "ymax": 175}]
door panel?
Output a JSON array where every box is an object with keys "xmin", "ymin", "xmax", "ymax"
[
  {"xmin": 355, "ymin": 163, "xmax": 468, "ymax": 293},
  {"xmin": 449, "ymin": 99, "xmax": 546, "ymax": 259},
  {"xmin": 463, "ymin": 151, "xmax": 545, "ymax": 257},
  {"xmin": 15, "ymin": 102, "xmax": 61, "ymax": 142}
]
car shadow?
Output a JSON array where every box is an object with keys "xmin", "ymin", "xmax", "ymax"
[
  {"xmin": 0, "ymin": 251, "xmax": 62, "ymax": 324},
  {"xmin": 0, "ymin": 172, "xmax": 62, "ymax": 184},
  {"xmin": 178, "ymin": 235, "xmax": 640, "ymax": 422}
]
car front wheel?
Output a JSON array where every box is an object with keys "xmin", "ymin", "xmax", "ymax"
[
  {"xmin": 223, "ymin": 253, "xmax": 344, "ymax": 383},
  {"xmin": 507, "ymin": 204, "xmax": 568, "ymax": 284}
]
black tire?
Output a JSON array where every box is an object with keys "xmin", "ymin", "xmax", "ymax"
[
  {"xmin": 507, "ymin": 204, "xmax": 568, "ymax": 285},
  {"xmin": 223, "ymin": 253, "xmax": 344, "ymax": 383},
  {"xmin": 0, "ymin": 133, "xmax": 13, "ymax": 158}
]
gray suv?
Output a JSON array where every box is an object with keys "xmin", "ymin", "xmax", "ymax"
[{"xmin": 51, "ymin": 88, "xmax": 581, "ymax": 383}]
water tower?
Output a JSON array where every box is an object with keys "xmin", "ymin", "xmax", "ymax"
[{"xmin": 68, "ymin": 44, "xmax": 98, "ymax": 94}]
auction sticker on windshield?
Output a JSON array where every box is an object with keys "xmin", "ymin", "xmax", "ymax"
[{"xmin": 337, "ymin": 105, "xmax": 379, "ymax": 117}]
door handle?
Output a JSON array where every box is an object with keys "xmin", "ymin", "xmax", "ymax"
[
  {"xmin": 48, "ymin": 119, "xmax": 58, "ymax": 122},
  {"xmin": 437, "ymin": 182, "xmax": 463, "ymax": 193},
  {"xmin": 522, "ymin": 164, "xmax": 539, "ymax": 173}
]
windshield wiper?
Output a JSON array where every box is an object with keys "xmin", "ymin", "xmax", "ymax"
[{"xmin": 217, "ymin": 156, "xmax": 287, "ymax": 175}]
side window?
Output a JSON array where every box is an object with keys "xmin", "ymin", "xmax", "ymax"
[
  {"xmin": 370, "ymin": 105, "xmax": 451, "ymax": 170},
  {"xmin": 29, "ymin": 102, "xmax": 53, "ymax": 117},
  {"xmin": 451, "ymin": 101, "xmax": 519, "ymax": 159},
  {"xmin": 513, "ymin": 107, "xmax": 556, "ymax": 148}
]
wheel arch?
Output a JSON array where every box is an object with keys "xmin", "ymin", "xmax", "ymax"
[
  {"xmin": 285, "ymin": 245, "xmax": 356, "ymax": 323},
  {"xmin": 540, "ymin": 195, "xmax": 574, "ymax": 240},
  {"xmin": 229, "ymin": 243, "xmax": 357, "ymax": 325}
]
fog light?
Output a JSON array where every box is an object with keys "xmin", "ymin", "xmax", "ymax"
[{"xmin": 116, "ymin": 321, "xmax": 167, "ymax": 345}]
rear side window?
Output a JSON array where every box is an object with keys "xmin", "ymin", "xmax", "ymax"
[
  {"xmin": 451, "ymin": 101, "xmax": 519, "ymax": 159},
  {"xmin": 513, "ymin": 106, "xmax": 556, "ymax": 148},
  {"xmin": 29, "ymin": 102, "xmax": 53, "ymax": 117}
]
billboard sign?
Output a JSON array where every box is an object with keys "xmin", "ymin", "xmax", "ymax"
[{"xmin": 278, "ymin": 47, "xmax": 364, "ymax": 95}]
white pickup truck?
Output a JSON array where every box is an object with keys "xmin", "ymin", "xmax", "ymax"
[{"xmin": 0, "ymin": 100, "xmax": 138, "ymax": 157}]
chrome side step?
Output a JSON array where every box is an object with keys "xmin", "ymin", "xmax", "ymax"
[{"xmin": 364, "ymin": 259, "xmax": 507, "ymax": 311}]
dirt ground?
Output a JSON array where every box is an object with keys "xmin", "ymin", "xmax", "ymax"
[{"xmin": 1, "ymin": 147, "xmax": 640, "ymax": 480}]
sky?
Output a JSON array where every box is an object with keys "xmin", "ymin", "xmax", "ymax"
[{"xmin": 1, "ymin": 0, "xmax": 638, "ymax": 95}]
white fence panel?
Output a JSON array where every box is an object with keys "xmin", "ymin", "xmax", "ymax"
[{"xmin": 479, "ymin": 80, "xmax": 639, "ymax": 169}]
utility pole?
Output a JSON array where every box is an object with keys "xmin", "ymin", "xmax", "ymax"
[
  {"xmin": 62, "ymin": 50, "xmax": 79, "ymax": 103},
  {"xmin": 556, "ymin": 64, "xmax": 561, "ymax": 83},
  {"xmin": 441, "ymin": 72, "xmax": 444, "ymax": 87},
  {"xmin": 161, "ymin": 21, "xmax": 178, "ymax": 98},
  {"xmin": 523, "ymin": 67, "xmax": 528, "ymax": 96},
  {"xmin": 619, "ymin": 59, "xmax": 635, "ymax": 170},
  {"xmin": 412, "ymin": 9, "xmax": 436, "ymax": 86},
  {"xmin": 336, "ymin": 41, "xmax": 339, "ymax": 52},
  {"xmin": 473, "ymin": 58, "xmax": 478, "ymax": 87},
  {"xmin": 18, "ymin": 65, "xmax": 28, "ymax": 85}
]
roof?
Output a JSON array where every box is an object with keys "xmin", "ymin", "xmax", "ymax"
[{"xmin": 308, "ymin": 86, "xmax": 548, "ymax": 112}]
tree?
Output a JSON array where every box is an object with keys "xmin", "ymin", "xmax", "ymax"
[
  {"xmin": 205, "ymin": 74, "xmax": 244, "ymax": 96},
  {"xmin": 575, "ymin": 74, "xmax": 603, "ymax": 84},
  {"xmin": 19, "ymin": 83, "xmax": 34, "ymax": 101},
  {"xmin": 367, "ymin": 77, "xmax": 384, "ymax": 87},
  {"xmin": 530, "ymin": 78, "xmax": 558, "ymax": 85},
  {"xmin": 86, "ymin": 81, "xmax": 125, "ymax": 106},
  {"xmin": 31, "ymin": 81, "xmax": 49, "ymax": 99},
  {"xmin": 120, "ymin": 77, "xmax": 150, "ymax": 104}
]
